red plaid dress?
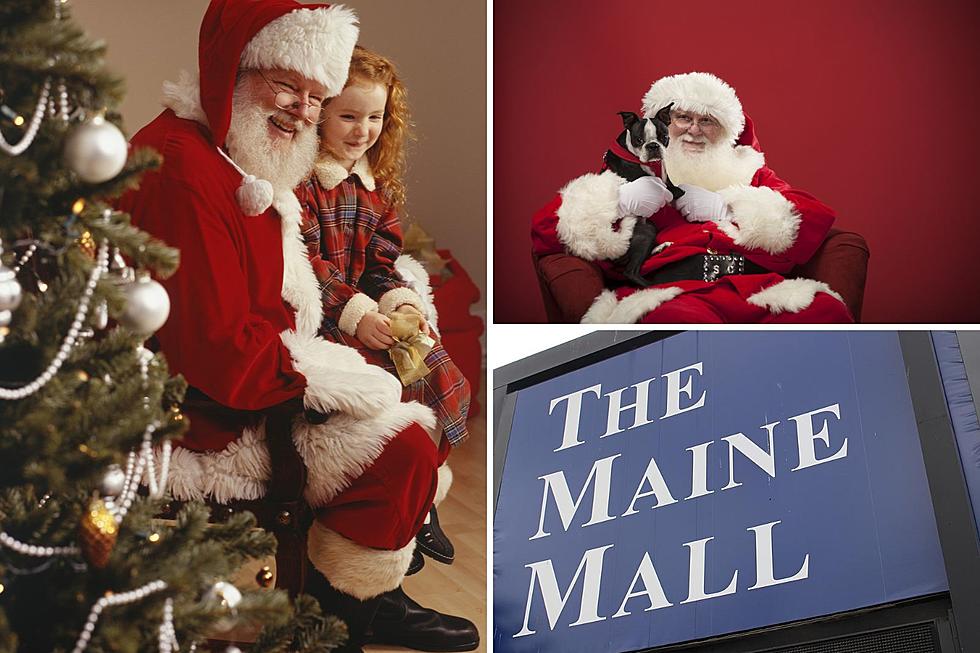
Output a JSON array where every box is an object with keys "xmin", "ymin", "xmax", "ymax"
[{"xmin": 297, "ymin": 157, "xmax": 470, "ymax": 446}]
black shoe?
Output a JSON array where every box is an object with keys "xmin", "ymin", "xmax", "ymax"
[
  {"xmin": 364, "ymin": 586, "xmax": 479, "ymax": 652},
  {"xmin": 416, "ymin": 506, "xmax": 455, "ymax": 564},
  {"xmin": 406, "ymin": 547, "xmax": 425, "ymax": 576},
  {"xmin": 304, "ymin": 564, "xmax": 382, "ymax": 653}
]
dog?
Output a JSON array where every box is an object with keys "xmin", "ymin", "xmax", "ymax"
[{"xmin": 604, "ymin": 104, "xmax": 684, "ymax": 287}]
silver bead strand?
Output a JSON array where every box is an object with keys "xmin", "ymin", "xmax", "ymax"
[
  {"xmin": 0, "ymin": 531, "xmax": 79, "ymax": 557},
  {"xmin": 11, "ymin": 243, "xmax": 38, "ymax": 274},
  {"xmin": 0, "ymin": 78, "xmax": 51, "ymax": 156},
  {"xmin": 0, "ymin": 240, "xmax": 108, "ymax": 400},
  {"xmin": 71, "ymin": 580, "xmax": 168, "ymax": 653}
]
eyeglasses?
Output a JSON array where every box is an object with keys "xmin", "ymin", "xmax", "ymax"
[
  {"xmin": 671, "ymin": 113, "xmax": 721, "ymax": 131},
  {"xmin": 258, "ymin": 71, "xmax": 327, "ymax": 125}
]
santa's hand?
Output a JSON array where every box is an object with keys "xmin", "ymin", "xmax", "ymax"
[
  {"xmin": 356, "ymin": 311, "xmax": 396, "ymax": 350},
  {"xmin": 617, "ymin": 176, "xmax": 673, "ymax": 218},
  {"xmin": 675, "ymin": 184, "xmax": 731, "ymax": 222}
]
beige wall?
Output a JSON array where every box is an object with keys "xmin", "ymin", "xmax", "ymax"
[{"xmin": 72, "ymin": 0, "xmax": 487, "ymax": 325}]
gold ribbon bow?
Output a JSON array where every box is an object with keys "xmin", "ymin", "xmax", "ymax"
[{"xmin": 387, "ymin": 311, "xmax": 434, "ymax": 386}]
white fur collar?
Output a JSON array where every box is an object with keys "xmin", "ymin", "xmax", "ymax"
[
  {"xmin": 313, "ymin": 155, "xmax": 376, "ymax": 191},
  {"xmin": 161, "ymin": 70, "xmax": 208, "ymax": 126}
]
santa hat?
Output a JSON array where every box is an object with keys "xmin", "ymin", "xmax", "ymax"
[
  {"xmin": 642, "ymin": 72, "xmax": 744, "ymax": 146},
  {"xmin": 196, "ymin": 0, "xmax": 358, "ymax": 215}
]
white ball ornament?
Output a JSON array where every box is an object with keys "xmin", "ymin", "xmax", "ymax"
[
  {"xmin": 99, "ymin": 464, "xmax": 126, "ymax": 498},
  {"xmin": 63, "ymin": 115, "xmax": 128, "ymax": 184},
  {"xmin": 117, "ymin": 274, "xmax": 170, "ymax": 334},
  {"xmin": 0, "ymin": 263, "xmax": 22, "ymax": 327},
  {"xmin": 204, "ymin": 581, "xmax": 243, "ymax": 631}
]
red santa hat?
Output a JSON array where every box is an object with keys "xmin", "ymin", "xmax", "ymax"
[
  {"xmin": 199, "ymin": 0, "xmax": 358, "ymax": 147},
  {"xmin": 641, "ymin": 72, "xmax": 745, "ymax": 145}
]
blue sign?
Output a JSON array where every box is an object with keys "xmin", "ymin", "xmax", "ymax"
[{"xmin": 494, "ymin": 332, "xmax": 948, "ymax": 653}]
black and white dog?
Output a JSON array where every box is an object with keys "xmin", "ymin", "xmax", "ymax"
[{"xmin": 604, "ymin": 104, "xmax": 683, "ymax": 287}]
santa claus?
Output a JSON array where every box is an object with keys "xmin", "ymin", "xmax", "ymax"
[
  {"xmin": 116, "ymin": 1, "xmax": 478, "ymax": 651},
  {"xmin": 531, "ymin": 71, "xmax": 853, "ymax": 323}
]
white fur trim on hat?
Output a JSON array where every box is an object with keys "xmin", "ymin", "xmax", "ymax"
[
  {"xmin": 308, "ymin": 524, "xmax": 415, "ymax": 600},
  {"xmin": 338, "ymin": 293, "xmax": 379, "ymax": 336},
  {"xmin": 556, "ymin": 171, "xmax": 634, "ymax": 261},
  {"xmin": 313, "ymin": 155, "xmax": 376, "ymax": 191},
  {"xmin": 434, "ymin": 463, "xmax": 453, "ymax": 507},
  {"xmin": 395, "ymin": 254, "xmax": 439, "ymax": 333},
  {"xmin": 280, "ymin": 328, "xmax": 401, "ymax": 419},
  {"xmin": 716, "ymin": 184, "xmax": 801, "ymax": 255},
  {"xmin": 581, "ymin": 286, "xmax": 684, "ymax": 324},
  {"xmin": 378, "ymin": 287, "xmax": 425, "ymax": 317},
  {"xmin": 161, "ymin": 70, "xmax": 208, "ymax": 125},
  {"xmin": 294, "ymin": 401, "xmax": 437, "ymax": 507},
  {"xmin": 642, "ymin": 72, "xmax": 744, "ymax": 145},
  {"xmin": 747, "ymin": 278, "xmax": 845, "ymax": 314},
  {"xmin": 241, "ymin": 5, "xmax": 359, "ymax": 97}
]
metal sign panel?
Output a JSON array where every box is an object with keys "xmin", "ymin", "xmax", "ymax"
[{"xmin": 494, "ymin": 332, "xmax": 948, "ymax": 652}]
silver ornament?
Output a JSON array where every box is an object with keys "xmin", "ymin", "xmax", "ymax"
[
  {"xmin": 225, "ymin": 648, "xmax": 243, "ymax": 653},
  {"xmin": 99, "ymin": 464, "xmax": 126, "ymax": 498},
  {"xmin": 93, "ymin": 299, "xmax": 108, "ymax": 330},
  {"xmin": 117, "ymin": 274, "xmax": 170, "ymax": 334},
  {"xmin": 204, "ymin": 580, "xmax": 243, "ymax": 631},
  {"xmin": 0, "ymin": 261, "xmax": 23, "ymax": 338},
  {"xmin": 63, "ymin": 115, "xmax": 128, "ymax": 184}
]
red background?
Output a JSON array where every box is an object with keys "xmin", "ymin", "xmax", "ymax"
[{"xmin": 493, "ymin": 0, "xmax": 980, "ymax": 323}]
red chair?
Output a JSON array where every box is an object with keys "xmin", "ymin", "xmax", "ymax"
[{"xmin": 534, "ymin": 228, "xmax": 870, "ymax": 323}]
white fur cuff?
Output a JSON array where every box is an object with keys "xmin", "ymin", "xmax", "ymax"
[
  {"xmin": 378, "ymin": 287, "xmax": 425, "ymax": 317},
  {"xmin": 338, "ymin": 293, "xmax": 380, "ymax": 336},
  {"xmin": 747, "ymin": 278, "xmax": 845, "ymax": 314},
  {"xmin": 294, "ymin": 401, "xmax": 437, "ymax": 507},
  {"xmin": 241, "ymin": 5, "xmax": 359, "ymax": 98},
  {"xmin": 280, "ymin": 328, "xmax": 400, "ymax": 418},
  {"xmin": 434, "ymin": 463, "xmax": 453, "ymax": 506},
  {"xmin": 581, "ymin": 287, "xmax": 684, "ymax": 324},
  {"xmin": 717, "ymin": 185, "xmax": 801, "ymax": 255},
  {"xmin": 556, "ymin": 171, "xmax": 633, "ymax": 261},
  {"xmin": 308, "ymin": 524, "xmax": 415, "ymax": 600}
]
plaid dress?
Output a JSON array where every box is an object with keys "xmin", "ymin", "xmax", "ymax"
[{"xmin": 297, "ymin": 156, "xmax": 469, "ymax": 446}]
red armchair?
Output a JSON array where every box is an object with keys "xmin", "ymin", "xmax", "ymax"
[{"xmin": 534, "ymin": 228, "xmax": 870, "ymax": 322}]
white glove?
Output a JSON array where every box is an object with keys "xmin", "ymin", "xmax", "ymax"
[
  {"xmin": 617, "ymin": 176, "xmax": 673, "ymax": 218},
  {"xmin": 675, "ymin": 184, "xmax": 731, "ymax": 223}
]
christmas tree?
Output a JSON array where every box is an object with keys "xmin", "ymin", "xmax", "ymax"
[{"xmin": 0, "ymin": 1, "xmax": 343, "ymax": 650}]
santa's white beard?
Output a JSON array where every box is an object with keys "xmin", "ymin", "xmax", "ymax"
[
  {"xmin": 662, "ymin": 135, "xmax": 749, "ymax": 192},
  {"xmin": 226, "ymin": 85, "xmax": 318, "ymax": 194}
]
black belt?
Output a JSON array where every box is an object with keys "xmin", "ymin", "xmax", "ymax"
[{"xmin": 647, "ymin": 253, "xmax": 769, "ymax": 285}]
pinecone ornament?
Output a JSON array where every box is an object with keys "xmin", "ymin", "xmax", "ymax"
[{"xmin": 78, "ymin": 498, "xmax": 117, "ymax": 568}]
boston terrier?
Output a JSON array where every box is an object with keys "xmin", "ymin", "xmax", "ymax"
[{"xmin": 604, "ymin": 104, "xmax": 684, "ymax": 287}]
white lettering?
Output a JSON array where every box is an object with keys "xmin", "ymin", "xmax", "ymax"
[
  {"xmin": 622, "ymin": 456, "xmax": 677, "ymax": 515},
  {"xmin": 747, "ymin": 520, "xmax": 809, "ymax": 590},
  {"xmin": 530, "ymin": 454, "xmax": 620, "ymax": 540},
  {"xmin": 686, "ymin": 441, "xmax": 714, "ymax": 500},
  {"xmin": 514, "ymin": 545, "xmax": 614, "ymax": 637},
  {"xmin": 721, "ymin": 421, "xmax": 779, "ymax": 490},
  {"xmin": 662, "ymin": 362, "xmax": 707, "ymax": 419},
  {"xmin": 549, "ymin": 384, "xmax": 602, "ymax": 452},
  {"xmin": 681, "ymin": 536, "xmax": 738, "ymax": 603},
  {"xmin": 790, "ymin": 403, "xmax": 848, "ymax": 471},
  {"xmin": 602, "ymin": 378, "xmax": 657, "ymax": 437},
  {"xmin": 612, "ymin": 552, "xmax": 673, "ymax": 618}
]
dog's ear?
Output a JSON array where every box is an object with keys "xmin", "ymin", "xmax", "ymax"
[
  {"xmin": 618, "ymin": 111, "xmax": 639, "ymax": 129},
  {"xmin": 654, "ymin": 103, "xmax": 673, "ymax": 126}
]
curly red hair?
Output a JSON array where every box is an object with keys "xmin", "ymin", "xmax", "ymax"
[{"xmin": 322, "ymin": 45, "xmax": 413, "ymax": 211}]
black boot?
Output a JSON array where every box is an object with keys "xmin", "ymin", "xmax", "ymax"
[
  {"xmin": 416, "ymin": 505, "xmax": 455, "ymax": 564},
  {"xmin": 364, "ymin": 586, "xmax": 479, "ymax": 652},
  {"xmin": 406, "ymin": 547, "xmax": 426, "ymax": 576},
  {"xmin": 303, "ymin": 564, "xmax": 382, "ymax": 653}
]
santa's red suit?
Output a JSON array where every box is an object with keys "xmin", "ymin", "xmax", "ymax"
[
  {"xmin": 117, "ymin": 0, "xmax": 441, "ymax": 601},
  {"xmin": 531, "ymin": 72, "xmax": 853, "ymax": 323}
]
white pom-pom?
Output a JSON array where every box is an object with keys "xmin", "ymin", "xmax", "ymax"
[{"xmin": 236, "ymin": 175, "xmax": 274, "ymax": 216}]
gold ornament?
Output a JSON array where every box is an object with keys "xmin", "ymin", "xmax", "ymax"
[
  {"xmin": 76, "ymin": 229, "xmax": 96, "ymax": 260},
  {"xmin": 255, "ymin": 566, "xmax": 274, "ymax": 588},
  {"xmin": 78, "ymin": 498, "xmax": 117, "ymax": 568}
]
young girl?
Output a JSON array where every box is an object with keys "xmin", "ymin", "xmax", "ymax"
[{"xmin": 298, "ymin": 46, "xmax": 468, "ymax": 561}]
